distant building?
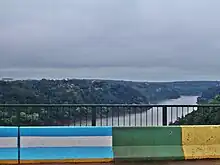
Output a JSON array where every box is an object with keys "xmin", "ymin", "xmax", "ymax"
[{"xmin": 2, "ymin": 78, "xmax": 13, "ymax": 81}]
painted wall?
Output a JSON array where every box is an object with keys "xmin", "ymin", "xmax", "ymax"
[
  {"xmin": 20, "ymin": 126, "xmax": 113, "ymax": 163},
  {"xmin": 113, "ymin": 127, "xmax": 184, "ymax": 161},
  {"xmin": 113, "ymin": 126, "xmax": 220, "ymax": 161},
  {"xmin": 0, "ymin": 127, "xmax": 18, "ymax": 164},
  {"xmin": 0, "ymin": 126, "xmax": 220, "ymax": 164},
  {"xmin": 182, "ymin": 125, "xmax": 220, "ymax": 159}
]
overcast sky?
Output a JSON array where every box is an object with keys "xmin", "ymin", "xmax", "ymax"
[{"xmin": 0, "ymin": 0, "xmax": 220, "ymax": 81}]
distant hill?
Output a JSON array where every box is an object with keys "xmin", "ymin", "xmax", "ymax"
[
  {"xmin": 0, "ymin": 79, "xmax": 181, "ymax": 104},
  {"xmin": 197, "ymin": 85, "xmax": 220, "ymax": 103},
  {"xmin": 160, "ymin": 81, "xmax": 220, "ymax": 96}
]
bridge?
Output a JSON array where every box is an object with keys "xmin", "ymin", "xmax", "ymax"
[{"xmin": 0, "ymin": 104, "xmax": 219, "ymax": 165}]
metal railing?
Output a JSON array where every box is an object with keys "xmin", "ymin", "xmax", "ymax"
[{"xmin": 0, "ymin": 104, "xmax": 219, "ymax": 126}]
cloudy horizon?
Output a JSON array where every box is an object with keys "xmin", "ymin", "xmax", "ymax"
[{"xmin": 1, "ymin": 0, "xmax": 220, "ymax": 81}]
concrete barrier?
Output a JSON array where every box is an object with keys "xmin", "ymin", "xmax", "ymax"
[
  {"xmin": 0, "ymin": 127, "xmax": 18, "ymax": 164},
  {"xmin": 113, "ymin": 126, "xmax": 184, "ymax": 161},
  {"xmin": 20, "ymin": 126, "xmax": 113, "ymax": 163},
  {"xmin": 181, "ymin": 125, "xmax": 220, "ymax": 159},
  {"xmin": 0, "ymin": 126, "xmax": 220, "ymax": 164}
]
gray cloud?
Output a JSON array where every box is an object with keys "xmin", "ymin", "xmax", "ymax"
[{"xmin": 1, "ymin": 0, "xmax": 220, "ymax": 81}]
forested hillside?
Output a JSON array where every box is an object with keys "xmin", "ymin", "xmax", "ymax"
[
  {"xmin": 171, "ymin": 95, "xmax": 220, "ymax": 125},
  {"xmin": 171, "ymin": 84, "xmax": 220, "ymax": 125},
  {"xmin": 1, "ymin": 80, "xmax": 219, "ymax": 105},
  {"xmin": 0, "ymin": 79, "xmax": 180, "ymax": 126},
  {"xmin": 162, "ymin": 81, "xmax": 220, "ymax": 96},
  {"xmin": 0, "ymin": 79, "xmax": 181, "ymax": 104}
]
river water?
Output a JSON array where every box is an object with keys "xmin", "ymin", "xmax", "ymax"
[{"xmin": 77, "ymin": 96, "xmax": 198, "ymax": 126}]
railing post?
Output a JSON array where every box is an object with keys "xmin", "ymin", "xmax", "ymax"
[
  {"xmin": 91, "ymin": 107, "xmax": 96, "ymax": 126},
  {"xmin": 162, "ymin": 106, "xmax": 167, "ymax": 126}
]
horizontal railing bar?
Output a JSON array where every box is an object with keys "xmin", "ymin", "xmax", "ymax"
[{"xmin": 0, "ymin": 104, "xmax": 218, "ymax": 107}]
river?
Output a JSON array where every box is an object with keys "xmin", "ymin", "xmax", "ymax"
[{"xmin": 77, "ymin": 96, "xmax": 198, "ymax": 126}]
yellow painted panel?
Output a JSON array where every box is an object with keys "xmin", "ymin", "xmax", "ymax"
[
  {"xmin": 20, "ymin": 158, "xmax": 113, "ymax": 164},
  {"xmin": 182, "ymin": 125, "xmax": 220, "ymax": 159},
  {"xmin": 0, "ymin": 160, "xmax": 18, "ymax": 164},
  {"xmin": 183, "ymin": 144, "xmax": 220, "ymax": 159}
]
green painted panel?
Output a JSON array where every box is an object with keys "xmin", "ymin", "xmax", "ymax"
[
  {"xmin": 113, "ymin": 146, "xmax": 184, "ymax": 160},
  {"xmin": 113, "ymin": 127, "xmax": 182, "ymax": 146},
  {"xmin": 113, "ymin": 126, "xmax": 184, "ymax": 160}
]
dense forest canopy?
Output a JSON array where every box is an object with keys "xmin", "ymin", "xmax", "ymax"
[{"xmin": 0, "ymin": 79, "xmax": 182, "ymax": 104}]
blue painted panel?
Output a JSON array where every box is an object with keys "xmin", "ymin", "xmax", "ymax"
[
  {"xmin": 0, "ymin": 148, "xmax": 18, "ymax": 160},
  {"xmin": 20, "ymin": 126, "xmax": 112, "ymax": 137},
  {"xmin": 0, "ymin": 127, "xmax": 18, "ymax": 137},
  {"xmin": 21, "ymin": 147, "xmax": 113, "ymax": 160}
]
